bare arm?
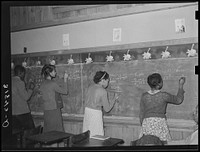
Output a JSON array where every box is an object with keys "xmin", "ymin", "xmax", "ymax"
[
  {"xmin": 139, "ymin": 95, "xmax": 145, "ymax": 125},
  {"xmin": 101, "ymin": 90, "xmax": 118, "ymax": 112}
]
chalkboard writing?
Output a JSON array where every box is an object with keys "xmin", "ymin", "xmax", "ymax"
[
  {"xmin": 101, "ymin": 57, "xmax": 198, "ymax": 120},
  {"xmin": 27, "ymin": 64, "xmax": 83, "ymax": 114},
  {"xmin": 26, "ymin": 57, "xmax": 197, "ymax": 120}
]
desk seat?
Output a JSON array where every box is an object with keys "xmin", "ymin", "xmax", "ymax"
[{"xmin": 26, "ymin": 131, "xmax": 73, "ymax": 147}]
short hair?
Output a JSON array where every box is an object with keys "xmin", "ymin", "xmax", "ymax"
[
  {"xmin": 41, "ymin": 64, "xmax": 56, "ymax": 79},
  {"xmin": 147, "ymin": 73, "xmax": 163, "ymax": 89},
  {"xmin": 14, "ymin": 65, "xmax": 26, "ymax": 76},
  {"xmin": 93, "ymin": 71, "xmax": 109, "ymax": 84}
]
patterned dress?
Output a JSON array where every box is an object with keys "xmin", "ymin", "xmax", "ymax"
[{"xmin": 139, "ymin": 88, "xmax": 185, "ymax": 142}]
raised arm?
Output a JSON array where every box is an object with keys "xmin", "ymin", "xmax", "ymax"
[
  {"xmin": 18, "ymin": 80, "xmax": 33, "ymax": 101},
  {"xmin": 101, "ymin": 90, "xmax": 118, "ymax": 113},
  {"xmin": 53, "ymin": 81, "xmax": 68, "ymax": 95},
  {"xmin": 166, "ymin": 77, "xmax": 186, "ymax": 105},
  {"xmin": 53, "ymin": 72, "xmax": 69, "ymax": 95}
]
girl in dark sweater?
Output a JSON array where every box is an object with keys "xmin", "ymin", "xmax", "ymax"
[{"xmin": 139, "ymin": 73, "xmax": 185, "ymax": 144}]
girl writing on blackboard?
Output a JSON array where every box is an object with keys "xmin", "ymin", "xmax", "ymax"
[
  {"xmin": 40, "ymin": 64, "xmax": 68, "ymax": 133},
  {"xmin": 139, "ymin": 73, "xmax": 185, "ymax": 144},
  {"xmin": 83, "ymin": 71, "xmax": 119, "ymax": 137}
]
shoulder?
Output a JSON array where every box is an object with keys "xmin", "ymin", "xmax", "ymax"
[
  {"xmin": 160, "ymin": 91, "xmax": 172, "ymax": 98},
  {"xmin": 91, "ymin": 85, "xmax": 106, "ymax": 94},
  {"xmin": 141, "ymin": 92, "xmax": 149, "ymax": 99},
  {"xmin": 142, "ymin": 92, "xmax": 149, "ymax": 96}
]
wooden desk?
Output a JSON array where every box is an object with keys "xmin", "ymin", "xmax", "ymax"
[
  {"xmin": 26, "ymin": 131, "xmax": 73, "ymax": 147},
  {"xmin": 72, "ymin": 137, "xmax": 124, "ymax": 147}
]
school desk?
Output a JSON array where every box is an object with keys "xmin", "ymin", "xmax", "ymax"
[
  {"xmin": 71, "ymin": 137, "xmax": 124, "ymax": 147},
  {"xmin": 26, "ymin": 131, "xmax": 73, "ymax": 147}
]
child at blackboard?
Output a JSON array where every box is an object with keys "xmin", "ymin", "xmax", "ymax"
[
  {"xmin": 83, "ymin": 71, "xmax": 119, "ymax": 137},
  {"xmin": 139, "ymin": 73, "xmax": 186, "ymax": 144},
  {"xmin": 40, "ymin": 64, "xmax": 68, "ymax": 133},
  {"xmin": 12, "ymin": 65, "xmax": 36, "ymax": 133}
]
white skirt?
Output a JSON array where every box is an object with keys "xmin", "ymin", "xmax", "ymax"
[{"xmin": 82, "ymin": 107, "xmax": 104, "ymax": 137}]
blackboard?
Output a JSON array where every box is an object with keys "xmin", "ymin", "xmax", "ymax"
[
  {"xmin": 27, "ymin": 64, "xmax": 83, "ymax": 114},
  {"xmin": 82, "ymin": 57, "xmax": 198, "ymax": 120},
  {"xmin": 26, "ymin": 57, "xmax": 197, "ymax": 120}
]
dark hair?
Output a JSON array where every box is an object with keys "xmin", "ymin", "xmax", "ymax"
[
  {"xmin": 93, "ymin": 71, "xmax": 109, "ymax": 84},
  {"xmin": 14, "ymin": 65, "xmax": 26, "ymax": 76},
  {"xmin": 135, "ymin": 135, "xmax": 164, "ymax": 146},
  {"xmin": 147, "ymin": 73, "xmax": 163, "ymax": 89},
  {"xmin": 41, "ymin": 64, "xmax": 56, "ymax": 79}
]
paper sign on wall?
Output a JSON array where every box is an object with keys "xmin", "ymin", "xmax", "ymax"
[
  {"xmin": 63, "ymin": 34, "xmax": 69, "ymax": 46},
  {"xmin": 113, "ymin": 28, "xmax": 121, "ymax": 42},
  {"xmin": 175, "ymin": 18, "xmax": 186, "ymax": 33}
]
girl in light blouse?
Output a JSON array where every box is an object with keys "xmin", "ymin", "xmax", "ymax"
[{"xmin": 83, "ymin": 71, "xmax": 119, "ymax": 137}]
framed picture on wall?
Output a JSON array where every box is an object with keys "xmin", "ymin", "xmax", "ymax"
[
  {"xmin": 113, "ymin": 28, "xmax": 122, "ymax": 42},
  {"xmin": 175, "ymin": 18, "xmax": 186, "ymax": 33}
]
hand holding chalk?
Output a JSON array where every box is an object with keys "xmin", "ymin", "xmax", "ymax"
[
  {"xmin": 179, "ymin": 77, "xmax": 186, "ymax": 85},
  {"xmin": 114, "ymin": 93, "xmax": 120, "ymax": 102},
  {"xmin": 64, "ymin": 71, "xmax": 68, "ymax": 83}
]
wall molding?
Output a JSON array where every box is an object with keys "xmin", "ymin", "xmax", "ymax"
[{"xmin": 11, "ymin": 37, "xmax": 198, "ymax": 57}]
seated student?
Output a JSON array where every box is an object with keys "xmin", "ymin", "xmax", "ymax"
[
  {"xmin": 168, "ymin": 105, "xmax": 198, "ymax": 145},
  {"xmin": 132, "ymin": 135, "xmax": 164, "ymax": 146}
]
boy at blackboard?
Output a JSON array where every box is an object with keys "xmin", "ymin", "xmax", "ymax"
[
  {"xmin": 40, "ymin": 64, "xmax": 68, "ymax": 133},
  {"xmin": 83, "ymin": 71, "xmax": 119, "ymax": 137},
  {"xmin": 139, "ymin": 73, "xmax": 186, "ymax": 144},
  {"xmin": 12, "ymin": 65, "xmax": 36, "ymax": 147}
]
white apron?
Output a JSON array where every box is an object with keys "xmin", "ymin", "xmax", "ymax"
[{"xmin": 83, "ymin": 107, "xmax": 104, "ymax": 137}]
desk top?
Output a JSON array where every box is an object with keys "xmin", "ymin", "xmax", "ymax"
[
  {"xmin": 26, "ymin": 131, "xmax": 73, "ymax": 145},
  {"xmin": 72, "ymin": 137, "xmax": 124, "ymax": 147}
]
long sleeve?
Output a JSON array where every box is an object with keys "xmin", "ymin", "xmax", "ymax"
[
  {"xmin": 18, "ymin": 80, "xmax": 33, "ymax": 101},
  {"xmin": 165, "ymin": 87, "xmax": 185, "ymax": 105},
  {"xmin": 53, "ymin": 81, "xmax": 68, "ymax": 95},
  {"xmin": 12, "ymin": 77, "xmax": 32, "ymax": 115}
]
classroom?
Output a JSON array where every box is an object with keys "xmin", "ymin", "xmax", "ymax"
[{"xmin": 2, "ymin": 1, "xmax": 198, "ymax": 150}]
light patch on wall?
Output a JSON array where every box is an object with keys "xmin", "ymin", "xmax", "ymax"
[
  {"xmin": 175, "ymin": 18, "xmax": 186, "ymax": 33},
  {"xmin": 113, "ymin": 28, "xmax": 122, "ymax": 42},
  {"xmin": 63, "ymin": 34, "xmax": 70, "ymax": 46}
]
